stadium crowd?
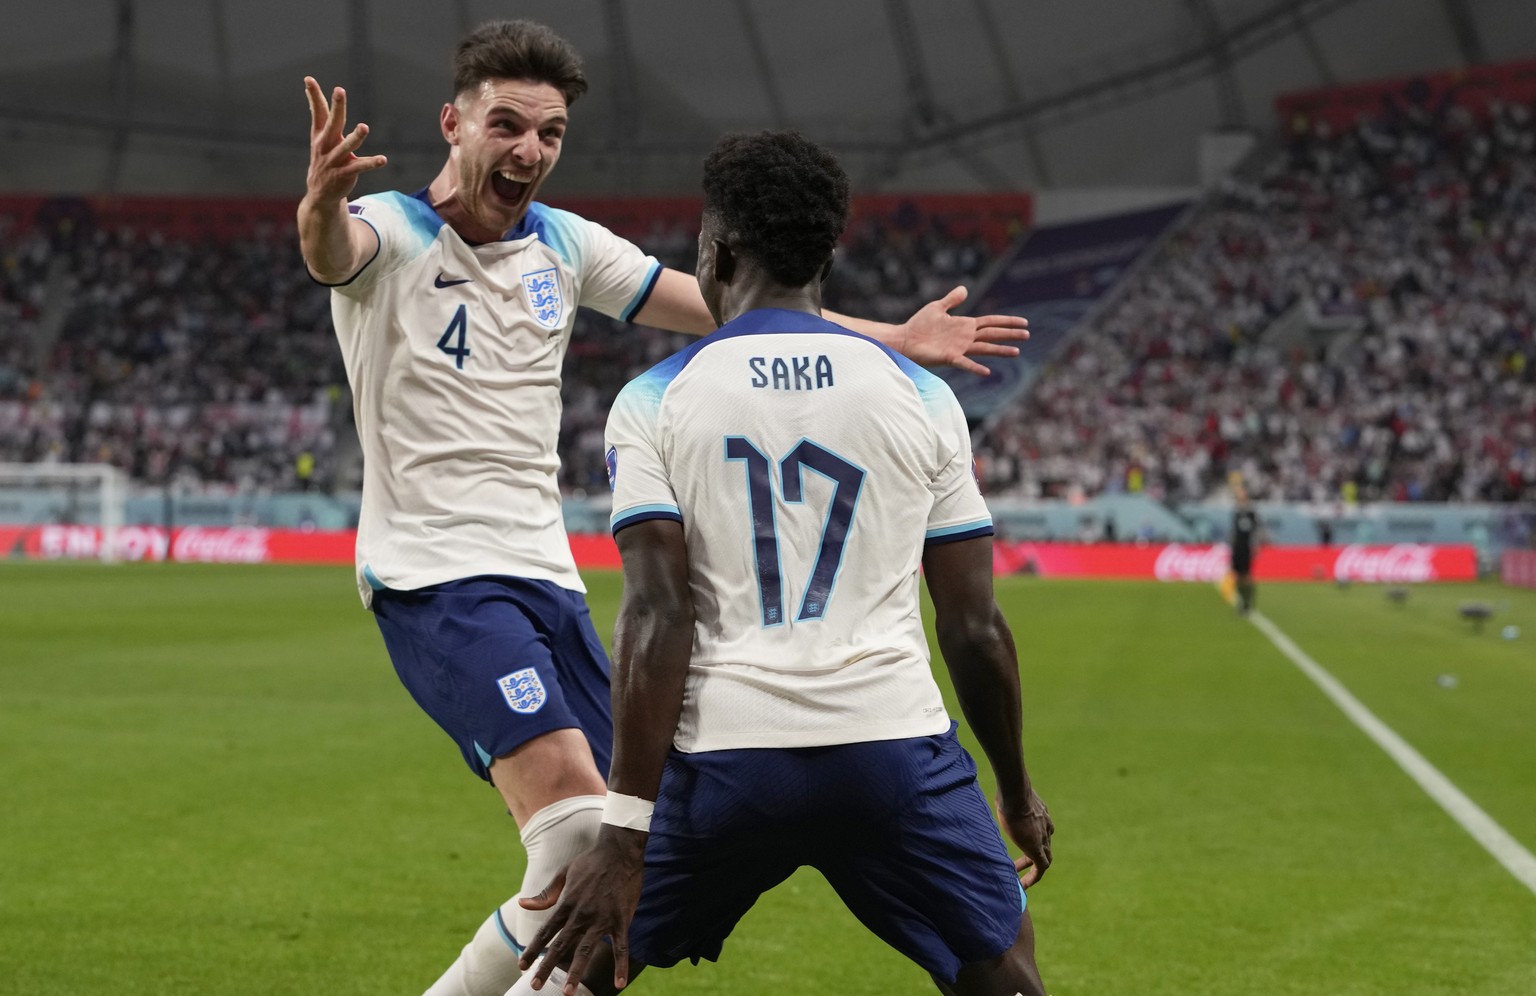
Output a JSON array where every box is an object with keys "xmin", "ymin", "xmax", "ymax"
[
  {"xmin": 0, "ymin": 203, "xmax": 995, "ymax": 495},
  {"xmin": 4, "ymin": 95, "xmax": 1534, "ymax": 505},
  {"xmin": 975, "ymin": 94, "xmax": 1536, "ymax": 504},
  {"xmin": 0, "ymin": 215, "xmax": 340, "ymax": 492}
]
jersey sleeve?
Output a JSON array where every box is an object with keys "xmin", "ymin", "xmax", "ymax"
[
  {"xmin": 924, "ymin": 387, "xmax": 994, "ymax": 545},
  {"xmin": 328, "ymin": 193, "xmax": 444, "ymax": 297},
  {"xmin": 605, "ymin": 378, "xmax": 681, "ymax": 534},
  {"xmin": 537, "ymin": 207, "xmax": 662, "ymax": 323}
]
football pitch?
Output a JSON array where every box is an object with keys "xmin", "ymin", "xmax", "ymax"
[{"xmin": 3, "ymin": 563, "xmax": 1534, "ymax": 995}]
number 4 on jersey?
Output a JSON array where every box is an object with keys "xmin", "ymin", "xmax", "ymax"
[
  {"xmin": 726, "ymin": 436, "xmax": 865, "ymax": 627},
  {"xmin": 437, "ymin": 304, "xmax": 471, "ymax": 370}
]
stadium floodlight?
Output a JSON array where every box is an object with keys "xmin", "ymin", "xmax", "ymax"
[{"xmin": 0, "ymin": 463, "xmax": 130, "ymax": 564}]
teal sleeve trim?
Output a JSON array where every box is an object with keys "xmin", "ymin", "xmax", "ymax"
[
  {"xmin": 621, "ymin": 260, "xmax": 664, "ymax": 322},
  {"xmin": 612, "ymin": 503, "xmax": 683, "ymax": 534},
  {"xmin": 925, "ymin": 518, "xmax": 994, "ymax": 541}
]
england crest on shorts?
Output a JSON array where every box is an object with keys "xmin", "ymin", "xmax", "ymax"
[
  {"xmin": 521, "ymin": 267, "xmax": 563, "ymax": 329},
  {"xmin": 497, "ymin": 667, "xmax": 548, "ymax": 714}
]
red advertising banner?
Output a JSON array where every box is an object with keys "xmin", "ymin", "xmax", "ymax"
[
  {"xmin": 2, "ymin": 526, "xmax": 1479, "ymax": 584},
  {"xmin": 1276, "ymin": 58, "xmax": 1536, "ymax": 132},
  {"xmin": 1503, "ymin": 550, "xmax": 1536, "ymax": 590},
  {"xmin": 0, "ymin": 525, "xmax": 354, "ymax": 564},
  {"xmin": 0, "ymin": 195, "xmax": 300, "ymax": 242},
  {"xmin": 994, "ymin": 542, "xmax": 1478, "ymax": 583}
]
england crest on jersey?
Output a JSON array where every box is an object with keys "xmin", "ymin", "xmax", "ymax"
[
  {"xmin": 497, "ymin": 667, "xmax": 548, "ymax": 714},
  {"xmin": 522, "ymin": 267, "xmax": 563, "ymax": 329}
]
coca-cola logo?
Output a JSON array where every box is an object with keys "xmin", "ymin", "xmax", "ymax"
[
  {"xmin": 172, "ymin": 527, "xmax": 271, "ymax": 564},
  {"xmin": 1154, "ymin": 544, "xmax": 1231, "ymax": 582},
  {"xmin": 1333, "ymin": 544, "xmax": 1437, "ymax": 583}
]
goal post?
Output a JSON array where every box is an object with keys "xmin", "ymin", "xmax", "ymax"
[{"xmin": 0, "ymin": 462, "xmax": 130, "ymax": 564}]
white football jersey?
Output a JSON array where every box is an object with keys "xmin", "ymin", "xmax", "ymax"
[
  {"xmin": 330, "ymin": 192, "xmax": 661, "ymax": 606},
  {"xmin": 605, "ymin": 308, "xmax": 994, "ymax": 751}
]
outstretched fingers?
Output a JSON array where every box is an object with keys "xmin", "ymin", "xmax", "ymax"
[
  {"xmin": 329, "ymin": 123, "xmax": 388, "ymax": 174},
  {"xmin": 964, "ymin": 340, "xmax": 1023, "ymax": 358},
  {"xmin": 556, "ymin": 925, "xmax": 607, "ymax": 996},
  {"xmin": 326, "ymin": 85, "xmax": 349, "ymax": 147},
  {"xmin": 303, "ymin": 77, "xmax": 328, "ymax": 139},
  {"xmin": 516, "ymin": 871, "xmax": 569, "ymax": 971},
  {"xmin": 950, "ymin": 354, "xmax": 994, "ymax": 378},
  {"xmin": 303, "ymin": 78, "xmax": 352, "ymax": 153},
  {"xmin": 973, "ymin": 313, "xmax": 1031, "ymax": 342},
  {"xmin": 938, "ymin": 284, "xmax": 969, "ymax": 311}
]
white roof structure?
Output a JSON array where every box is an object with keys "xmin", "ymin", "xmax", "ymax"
[{"xmin": 1, "ymin": 0, "xmax": 1532, "ymax": 197}]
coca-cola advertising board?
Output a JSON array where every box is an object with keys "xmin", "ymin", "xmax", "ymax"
[
  {"xmin": 0, "ymin": 525, "xmax": 1478, "ymax": 582},
  {"xmin": 0, "ymin": 525, "xmax": 354, "ymax": 564},
  {"xmin": 0, "ymin": 525, "xmax": 613, "ymax": 569},
  {"xmin": 1504, "ymin": 550, "xmax": 1536, "ymax": 590},
  {"xmin": 994, "ymin": 542, "xmax": 1477, "ymax": 583}
]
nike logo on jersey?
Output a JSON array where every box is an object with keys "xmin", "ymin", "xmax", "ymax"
[{"xmin": 434, "ymin": 272, "xmax": 473, "ymax": 288}]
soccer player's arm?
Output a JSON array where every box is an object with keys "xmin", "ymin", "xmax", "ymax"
[
  {"xmin": 297, "ymin": 77, "xmax": 385, "ymax": 284},
  {"xmin": 604, "ymin": 389, "xmax": 695, "ymax": 816},
  {"xmin": 518, "ymin": 388, "xmax": 691, "ymax": 995},
  {"xmin": 923, "ymin": 539, "xmax": 1051, "ymax": 886},
  {"xmin": 632, "ymin": 268, "xmax": 1029, "ymax": 375},
  {"xmin": 922, "ymin": 390, "xmax": 1052, "ymax": 885}
]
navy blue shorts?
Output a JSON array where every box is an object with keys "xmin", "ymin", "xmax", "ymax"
[
  {"xmin": 371, "ymin": 576, "xmax": 613, "ymax": 781},
  {"xmin": 627, "ymin": 724, "xmax": 1025, "ymax": 983}
]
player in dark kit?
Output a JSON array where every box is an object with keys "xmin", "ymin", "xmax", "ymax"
[{"xmin": 1230, "ymin": 483, "xmax": 1261, "ymax": 615}]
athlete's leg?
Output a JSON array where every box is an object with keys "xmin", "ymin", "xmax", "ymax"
[
  {"xmin": 1236, "ymin": 571, "xmax": 1256, "ymax": 614},
  {"xmin": 813, "ymin": 732, "xmax": 1033, "ymax": 990},
  {"xmin": 491, "ymin": 731, "xmax": 607, "ymax": 940},
  {"xmin": 376, "ymin": 579, "xmax": 614, "ymax": 996},
  {"xmin": 492, "ymin": 727, "xmax": 607, "ymax": 826},
  {"xmin": 939, "ymin": 912, "xmax": 1046, "ymax": 996},
  {"xmin": 423, "ymin": 733, "xmax": 607, "ymax": 996}
]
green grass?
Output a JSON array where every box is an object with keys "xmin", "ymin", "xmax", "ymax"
[{"xmin": 2, "ymin": 564, "xmax": 1534, "ymax": 994}]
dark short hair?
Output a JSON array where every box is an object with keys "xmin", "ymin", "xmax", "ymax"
[
  {"xmin": 702, "ymin": 130, "xmax": 850, "ymax": 288},
  {"xmin": 453, "ymin": 20, "xmax": 588, "ymax": 105}
]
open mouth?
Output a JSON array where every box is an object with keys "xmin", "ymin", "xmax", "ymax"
[{"xmin": 490, "ymin": 169, "xmax": 531, "ymax": 204}]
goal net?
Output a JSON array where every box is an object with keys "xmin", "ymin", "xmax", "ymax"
[{"xmin": 0, "ymin": 463, "xmax": 130, "ymax": 564}]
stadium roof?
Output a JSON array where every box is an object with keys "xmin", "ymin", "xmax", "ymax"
[{"xmin": 1, "ymin": 0, "xmax": 1533, "ymax": 198}]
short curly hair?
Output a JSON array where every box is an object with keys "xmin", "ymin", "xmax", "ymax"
[
  {"xmin": 701, "ymin": 130, "xmax": 850, "ymax": 287},
  {"xmin": 454, "ymin": 20, "xmax": 588, "ymax": 105}
]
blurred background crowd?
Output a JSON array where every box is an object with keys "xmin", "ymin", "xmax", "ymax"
[{"xmin": 2, "ymin": 93, "xmax": 1533, "ymax": 506}]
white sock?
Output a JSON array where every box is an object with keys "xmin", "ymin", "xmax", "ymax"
[
  {"xmin": 423, "ymin": 795, "xmax": 604, "ymax": 996},
  {"xmin": 510, "ymin": 794, "xmax": 604, "ymax": 945},
  {"xmin": 423, "ymin": 906, "xmax": 524, "ymax": 996},
  {"xmin": 503, "ymin": 961, "xmax": 596, "ymax": 996}
]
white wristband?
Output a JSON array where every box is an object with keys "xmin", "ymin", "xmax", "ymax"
[{"xmin": 601, "ymin": 792, "xmax": 655, "ymax": 832}]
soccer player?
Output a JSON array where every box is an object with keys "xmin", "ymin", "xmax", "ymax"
[
  {"xmin": 513, "ymin": 130, "xmax": 1053, "ymax": 996},
  {"xmin": 297, "ymin": 20, "xmax": 1030, "ymax": 996},
  {"xmin": 1230, "ymin": 482, "xmax": 1262, "ymax": 615}
]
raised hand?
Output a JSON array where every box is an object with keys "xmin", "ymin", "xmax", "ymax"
[
  {"xmin": 303, "ymin": 76, "xmax": 387, "ymax": 206},
  {"xmin": 899, "ymin": 285, "xmax": 1030, "ymax": 377}
]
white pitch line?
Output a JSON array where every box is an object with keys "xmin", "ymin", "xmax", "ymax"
[{"xmin": 1247, "ymin": 609, "xmax": 1536, "ymax": 896}]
